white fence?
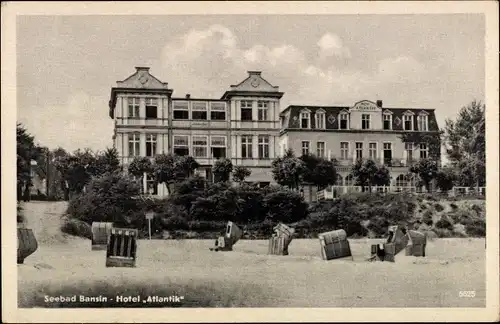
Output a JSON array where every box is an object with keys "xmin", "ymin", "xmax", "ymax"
[{"xmin": 316, "ymin": 185, "xmax": 486, "ymax": 201}]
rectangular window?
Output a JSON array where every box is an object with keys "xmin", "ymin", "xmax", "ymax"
[
  {"xmin": 405, "ymin": 142, "xmax": 414, "ymax": 163},
  {"xmin": 300, "ymin": 112, "xmax": 310, "ymax": 129},
  {"xmin": 173, "ymin": 101, "xmax": 189, "ymax": 120},
  {"xmin": 316, "ymin": 113, "xmax": 325, "ymax": 129},
  {"xmin": 339, "ymin": 113, "xmax": 348, "ymax": 129},
  {"xmin": 383, "ymin": 114, "xmax": 392, "ymax": 130},
  {"xmin": 419, "ymin": 143, "xmax": 428, "ymax": 159},
  {"xmin": 145, "ymin": 134, "xmax": 157, "ymax": 157},
  {"xmin": 369, "ymin": 143, "xmax": 377, "ymax": 160},
  {"xmin": 404, "ymin": 115, "xmax": 413, "ymax": 130},
  {"xmin": 340, "ymin": 142, "xmax": 349, "ymax": 160},
  {"xmin": 145, "ymin": 98, "xmax": 157, "ymax": 119},
  {"xmin": 301, "ymin": 141, "xmax": 310, "ymax": 156},
  {"xmin": 317, "ymin": 141, "xmax": 325, "ymax": 158},
  {"xmin": 210, "ymin": 102, "xmax": 226, "ymax": 121},
  {"xmin": 355, "ymin": 142, "xmax": 363, "ymax": 159},
  {"xmin": 361, "ymin": 114, "xmax": 371, "ymax": 130},
  {"xmin": 240, "ymin": 100, "xmax": 253, "ymax": 121},
  {"xmin": 128, "ymin": 133, "xmax": 140, "ymax": 157},
  {"xmin": 192, "ymin": 101, "xmax": 208, "ymax": 120},
  {"xmin": 383, "ymin": 143, "xmax": 392, "ymax": 165},
  {"xmin": 258, "ymin": 101, "xmax": 268, "ymax": 121},
  {"xmin": 192, "ymin": 136, "xmax": 208, "ymax": 158},
  {"xmin": 258, "ymin": 135, "xmax": 270, "ymax": 159},
  {"xmin": 241, "ymin": 135, "xmax": 253, "ymax": 158},
  {"xmin": 417, "ymin": 115, "xmax": 428, "ymax": 131},
  {"xmin": 173, "ymin": 135, "xmax": 189, "ymax": 156},
  {"xmin": 128, "ymin": 98, "xmax": 140, "ymax": 118},
  {"xmin": 211, "ymin": 136, "xmax": 226, "ymax": 159}
]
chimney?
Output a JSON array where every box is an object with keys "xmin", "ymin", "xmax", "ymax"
[
  {"xmin": 376, "ymin": 100, "xmax": 383, "ymax": 108},
  {"xmin": 248, "ymin": 71, "xmax": 262, "ymax": 76},
  {"xmin": 185, "ymin": 94, "xmax": 191, "ymax": 99},
  {"xmin": 135, "ymin": 66, "xmax": 150, "ymax": 72}
]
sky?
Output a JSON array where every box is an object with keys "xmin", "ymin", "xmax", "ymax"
[{"xmin": 16, "ymin": 14, "xmax": 485, "ymax": 153}]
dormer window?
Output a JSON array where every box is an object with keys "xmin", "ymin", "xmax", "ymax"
[
  {"xmin": 339, "ymin": 111, "xmax": 349, "ymax": 130},
  {"xmin": 403, "ymin": 111, "xmax": 414, "ymax": 131},
  {"xmin": 383, "ymin": 110, "xmax": 393, "ymax": 130},
  {"xmin": 315, "ymin": 109, "xmax": 326, "ymax": 129},
  {"xmin": 300, "ymin": 110, "xmax": 311, "ymax": 129},
  {"xmin": 417, "ymin": 111, "xmax": 429, "ymax": 131}
]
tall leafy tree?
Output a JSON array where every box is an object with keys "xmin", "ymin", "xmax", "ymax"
[
  {"xmin": 53, "ymin": 148, "xmax": 98, "ymax": 199},
  {"xmin": 435, "ymin": 166, "xmax": 456, "ymax": 192},
  {"xmin": 351, "ymin": 158, "xmax": 391, "ymax": 191},
  {"xmin": 94, "ymin": 148, "xmax": 121, "ymax": 176},
  {"xmin": 17, "ymin": 124, "xmax": 44, "ymax": 201},
  {"xmin": 212, "ymin": 158, "xmax": 233, "ymax": 183},
  {"xmin": 409, "ymin": 158, "xmax": 439, "ymax": 192},
  {"xmin": 444, "ymin": 100, "xmax": 485, "ymax": 187},
  {"xmin": 299, "ymin": 154, "xmax": 337, "ymax": 190},
  {"xmin": 232, "ymin": 165, "xmax": 252, "ymax": 184},
  {"xmin": 127, "ymin": 156, "xmax": 153, "ymax": 193},
  {"xmin": 271, "ymin": 149, "xmax": 306, "ymax": 190}
]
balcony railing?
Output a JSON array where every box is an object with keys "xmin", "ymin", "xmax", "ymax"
[{"xmin": 316, "ymin": 185, "xmax": 486, "ymax": 200}]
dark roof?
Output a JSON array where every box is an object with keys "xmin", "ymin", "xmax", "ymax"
[{"xmin": 280, "ymin": 105, "xmax": 439, "ymax": 131}]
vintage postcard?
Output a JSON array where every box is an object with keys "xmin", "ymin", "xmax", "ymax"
[{"xmin": 2, "ymin": 1, "xmax": 499, "ymax": 323}]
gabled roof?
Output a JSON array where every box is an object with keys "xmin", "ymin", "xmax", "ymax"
[
  {"xmin": 281, "ymin": 103, "xmax": 439, "ymax": 131},
  {"xmin": 221, "ymin": 71, "xmax": 284, "ymax": 99},
  {"xmin": 109, "ymin": 67, "xmax": 173, "ymax": 118},
  {"xmin": 117, "ymin": 67, "xmax": 170, "ymax": 89}
]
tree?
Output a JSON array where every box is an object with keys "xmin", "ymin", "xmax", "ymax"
[
  {"xmin": 52, "ymin": 148, "xmax": 97, "ymax": 199},
  {"xmin": 299, "ymin": 154, "xmax": 337, "ymax": 190},
  {"xmin": 409, "ymin": 158, "xmax": 439, "ymax": 192},
  {"xmin": 94, "ymin": 148, "xmax": 121, "ymax": 176},
  {"xmin": 232, "ymin": 165, "xmax": 251, "ymax": 184},
  {"xmin": 127, "ymin": 156, "xmax": 153, "ymax": 194},
  {"xmin": 175, "ymin": 155, "xmax": 199, "ymax": 180},
  {"xmin": 436, "ymin": 166, "xmax": 456, "ymax": 192},
  {"xmin": 444, "ymin": 100, "xmax": 485, "ymax": 187},
  {"xmin": 271, "ymin": 149, "xmax": 306, "ymax": 190},
  {"xmin": 373, "ymin": 165, "xmax": 391, "ymax": 187},
  {"xmin": 351, "ymin": 158, "xmax": 390, "ymax": 191},
  {"xmin": 66, "ymin": 170, "xmax": 142, "ymax": 226},
  {"xmin": 17, "ymin": 124, "xmax": 44, "ymax": 201},
  {"xmin": 212, "ymin": 158, "xmax": 233, "ymax": 183}
]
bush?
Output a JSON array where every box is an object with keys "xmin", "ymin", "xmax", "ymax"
[
  {"xmin": 471, "ymin": 203, "xmax": 483, "ymax": 215},
  {"xmin": 434, "ymin": 203, "xmax": 444, "ymax": 212},
  {"xmin": 60, "ymin": 218, "xmax": 92, "ymax": 239},
  {"xmin": 432, "ymin": 228, "xmax": 453, "ymax": 238},
  {"xmin": 187, "ymin": 220, "xmax": 226, "ymax": 232},
  {"xmin": 422, "ymin": 210, "xmax": 434, "ymax": 226},
  {"xmin": 435, "ymin": 217, "xmax": 454, "ymax": 230},
  {"xmin": 66, "ymin": 172, "xmax": 142, "ymax": 226},
  {"xmin": 465, "ymin": 219, "xmax": 486, "ymax": 237},
  {"xmin": 264, "ymin": 190, "xmax": 308, "ymax": 223},
  {"xmin": 367, "ymin": 217, "xmax": 390, "ymax": 237},
  {"xmin": 163, "ymin": 215, "xmax": 189, "ymax": 231},
  {"xmin": 450, "ymin": 203, "xmax": 458, "ymax": 210}
]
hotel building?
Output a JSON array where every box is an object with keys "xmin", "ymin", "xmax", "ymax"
[
  {"xmin": 109, "ymin": 67, "xmax": 282, "ymax": 195},
  {"xmin": 109, "ymin": 67, "xmax": 440, "ymax": 197}
]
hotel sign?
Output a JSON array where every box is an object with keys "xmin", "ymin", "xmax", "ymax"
[{"xmin": 351, "ymin": 101, "xmax": 379, "ymax": 111}]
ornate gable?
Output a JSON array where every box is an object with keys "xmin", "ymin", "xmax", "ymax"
[
  {"xmin": 116, "ymin": 67, "xmax": 169, "ymax": 89},
  {"xmin": 229, "ymin": 71, "xmax": 279, "ymax": 92},
  {"xmin": 350, "ymin": 100, "xmax": 381, "ymax": 112}
]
